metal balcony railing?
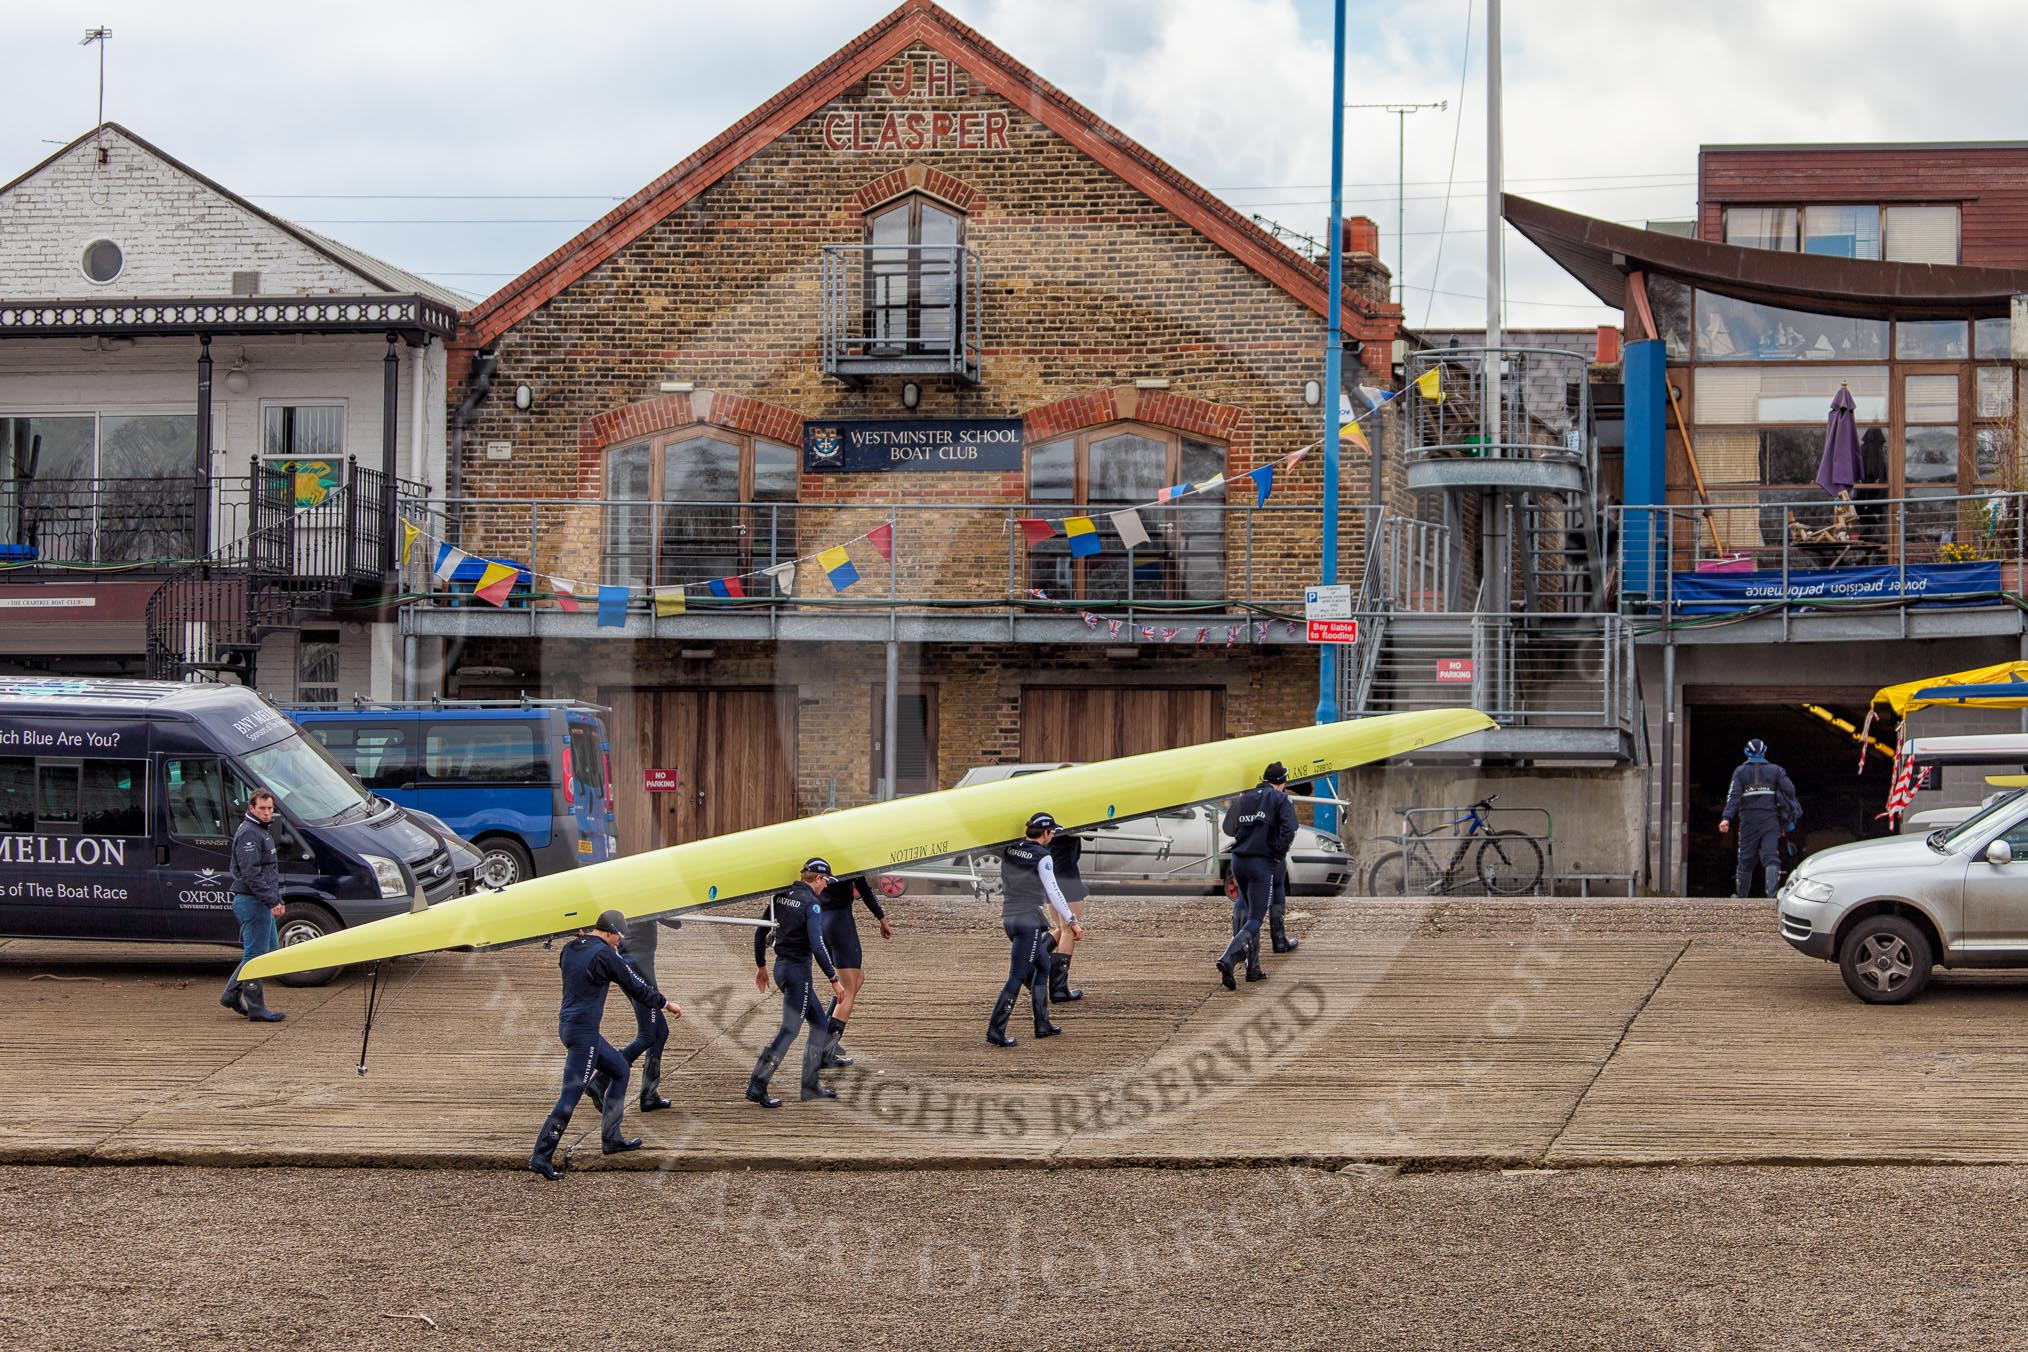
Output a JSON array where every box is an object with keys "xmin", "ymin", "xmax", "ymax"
[
  {"xmin": 1613, "ymin": 489, "xmax": 2028, "ymax": 617},
  {"xmin": 820, "ymin": 244, "xmax": 983, "ymax": 383},
  {"xmin": 1405, "ymin": 345, "xmax": 1594, "ymax": 468},
  {"xmin": 0, "ymin": 476, "xmax": 216, "ymax": 568},
  {"xmin": 409, "ymin": 497, "xmax": 1383, "ymax": 613}
]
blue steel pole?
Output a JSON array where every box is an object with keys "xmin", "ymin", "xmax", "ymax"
[{"xmin": 1314, "ymin": 0, "xmax": 1348, "ymax": 835}]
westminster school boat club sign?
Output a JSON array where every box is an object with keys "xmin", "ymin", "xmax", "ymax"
[{"xmin": 803, "ymin": 418, "xmax": 1024, "ymax": 473}]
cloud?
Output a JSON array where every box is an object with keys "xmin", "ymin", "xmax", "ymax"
[{"xmin": 6, "ymin": 0, "xmax": 2025, "ymax": 322}]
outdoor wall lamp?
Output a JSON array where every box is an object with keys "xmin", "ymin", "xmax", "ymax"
[
  {"xmin": 514, "ymin": 384, "xmax": 533, "ymax": 411},
  {"xmin": 900, "ymin": 381, "xmax": 921, "ymax": 410},
  {"xmin": 1303, "ymin": 379, "xmax": 1322, "ymax": 406}
]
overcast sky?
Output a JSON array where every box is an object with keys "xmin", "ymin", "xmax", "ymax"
[{"xmin": 8, "ymin": 1, "xmax": 2024, "ymax": 328}]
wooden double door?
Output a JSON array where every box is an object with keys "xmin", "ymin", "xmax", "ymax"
[
  {"xmin": 606, "ymin": 687, "xmax": 798, "ymax": 854},
  {"xmin": 1019, "ymin": 686, "xmax": 1226, "ymax": 762}
]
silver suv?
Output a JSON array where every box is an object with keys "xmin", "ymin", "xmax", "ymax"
[{"xmin": 1780, "ymin": 788, "xmax": 2028, "ymax": 1003}]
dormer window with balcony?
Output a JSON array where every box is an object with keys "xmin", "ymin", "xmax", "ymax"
[{"xmin": 823, "ymin": 190, "xmax": 981, "ymax": 384}]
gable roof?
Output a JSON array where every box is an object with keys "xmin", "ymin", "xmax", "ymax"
[
  {"xmin": 0, "ymin": 123, "xmax": 470, "ymax": 309},
  {"xmin": 461, "ymin": 0, "xmax": 1395, "ymax": 347}
]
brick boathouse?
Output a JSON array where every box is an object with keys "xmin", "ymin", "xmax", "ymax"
[{"xmin": 412, "ymin": 0, "xmax": 1401, "ymax": 853}]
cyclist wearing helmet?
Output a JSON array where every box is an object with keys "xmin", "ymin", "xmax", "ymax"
[{"xmin": 1719, "ymin": 738, "xmax": 1800, "ymax": 897}]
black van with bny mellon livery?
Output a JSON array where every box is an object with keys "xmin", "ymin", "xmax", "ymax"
[{"xmin": 0, "ymin": 679, "xmax": 465, "ymax": 984}]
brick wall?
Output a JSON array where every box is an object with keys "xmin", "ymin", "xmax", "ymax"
[{"xmin": 450, "ymin": 40, "xmax": 1397, "ymax": 607}]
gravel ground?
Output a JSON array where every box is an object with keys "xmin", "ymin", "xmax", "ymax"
[{"xmin": 1, "ymin": 1162, "xmax": 2018, "ymax": 1351}]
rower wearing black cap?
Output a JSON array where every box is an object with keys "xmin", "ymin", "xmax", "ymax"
[
  {"xmin": 745, "ymin": 858, "xmax": 850, "ymax": 1108},
  {"xmin": 528, "ymin": 909, "xmax": 680, "ymax": 1181},
  {"xmin": 1215, "ymin": 762, "xmax": 1297, "ymax": 991},
  {"xmin": 988, "ymin": 812, "xmax": 1083, "ymax": 1047}
]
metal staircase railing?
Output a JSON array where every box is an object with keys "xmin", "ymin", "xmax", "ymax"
[{"xmin": 145, "ymin": 458, "xmax": 401, "ymax": 684}]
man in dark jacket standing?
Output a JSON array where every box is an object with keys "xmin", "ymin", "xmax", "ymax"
[
  {"xmin": 987, "ymin": 813, "xmax": 1083, "ymax": 1048},
  {"xmin": 1719, "ymin": 738, "xmax": 1802, "ymax": 898},
  {"xmin": 218, "ymin": 788, "xmax": 286, "ymax": 1023},
  {"xmin": 1215, "ymin": 763, "xmax": 1297, "ymax": 990},
  {"xmin": 529, "ymin": 910, "xmax": 678, "ymax": 1180}
]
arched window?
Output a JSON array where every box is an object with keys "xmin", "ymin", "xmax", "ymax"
[
  {"xmin": 1027, "ymin": 423, "xmax": 1226, "ymax": 601},
  {"xmin": 865, "ymin": 193, "xmax": 964, "ymax": 355},
  {"xmin": 603, "ymin": 428, "xmax": 797, "ymax": 588}
]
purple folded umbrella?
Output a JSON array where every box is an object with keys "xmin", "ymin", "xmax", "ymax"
[{"xmin": 1816, "ymin": 385, "xmax": 1862, "ymax": 497}]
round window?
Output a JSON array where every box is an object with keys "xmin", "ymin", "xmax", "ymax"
[{"xmin": 81, "ymin": 239, "xmax": 124, "ymax": 284}]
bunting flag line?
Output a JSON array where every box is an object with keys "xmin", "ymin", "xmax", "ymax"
[
  {"xmin": 1160, "ymin": 627, "xmax": 1179, "ymax": 643},
  {"xmin": 1253, "ymin": 622, "xmax": 1269, "ymax": 643},
  {"xmin": 1285, "ymin": 446, "xmax": 1311, "ymax": 467},
  {"xmin": 1195, "ymin": 627, "xmax": 1210, "ymax": 644},
  {"xmin": 867, "ymin": 523, "xmax": 894, "ymax": 562},
  {"xmin": 597, "ymin": 585, "xmax": 629, "ymax": 628},
  {"xmin": 1247, "ymin": 465, "xmax": 1273, "ymax": 507},
  {"xmin": 1158, "ymin": 482, "xmax": 1191, "ymax": 505},
  {"xmin": 1018, "ymin": 517, "xmax": 1056, "ymax": 548},
  {"xmin": 652, "ymin": 585, "xmax": 687, "ymax": 617},
  {"xmin": 1082, "ymin": 611, "xmax": 1101, "ymax": 629},
  {"xmin": 1356, "ymin": 384, "xmax": 1390, "ymax": 411},
  {"xmin": 1107, "ymin": 619, "xmax": 1124, "ymax": 639},
  {"xmin": 1140, "ymin": 626, "xmax": 1156, "ymax": 641},
  {"xmin": 1109, "ymin": 507, "xmax": 1150, "ymax": 550},
  {"xmin": 1340, "ymin": 420, "xmax": 1370, "ymax": 453},
  {"xmin": 708, "ymin": 577, "xmax": 745, "ymax": 600},
  {"xmin": 1226, "ymin": 626, "xmax": 1240, "ymax": 647},
  {"xmin": 431, "ymin": 542, "xmax": 467, "ymax": 584},
  {"xmin": 819, "ymin": 545, "xmax": 858, "ymax": 592},
  {"xmin": 1028, "ymin": 588, "xmax": 1050, "ymax": 600},
  {"xmin": 473, "ymin": 561, "xmax": 518, "ymax": 607},
  {"xmin": 1284, "ymin": 620, "xmax": 1302, "ymax": 638},
  {"xmin": 763, "ymin": 561, "xmax": 796, "ymax": 595},
  {"xmin": 1193, "ymin": 475, "xmax": 1225, "ymax": 494},
  {"xmin": 553, "ymin": 579, "xmax": 581, "ymax": 614},
  {"xmin": 1414, "ymin": 368, "xmax": 1444, "ymax": 401},
  {"xmin": 1064, "ymin": 516, "xmax": 1101, "ymax": 558},
  {"xmin": 399, "ymin": 520, "xmax": 421, "ymax": 567}
]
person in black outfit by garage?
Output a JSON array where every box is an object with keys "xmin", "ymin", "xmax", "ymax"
[
  {"xmin": 618, "ymin": 916, "xmax": 677, "ymax": 1112},
  {"xmin": 818, "ymin": 872, "xmax": 893, "ymax": 1068},
  {"xmin": 747, "ymin": 858, "xmax": 850, "ymax": 1108},
  {"xmin": 1719, "ymin": 738, "xmax": 1802, "ymax": 898},
  {"xmin": 1215, "ymin": 762, "xmax": 1297, "ymax": 990},
  {"xmin": 987, "ymin": 812, "xmax": 1083, "ymax": 1048},
  {"xmin": 1045, "ymin": 825, "xmax": 1088, "ymax": 1003},
  {"xmin": 528, "ymin": 910, "xmax": 679, "ymax": 1181}
]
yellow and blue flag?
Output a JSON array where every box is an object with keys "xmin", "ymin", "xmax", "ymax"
[
  {"xmin": 1064, "ymin": 516, "xmax": 1100, "ymax": 558},
  {"xmin": 820, "ymin": 545, "xmax": 858, "ymax": 592}
]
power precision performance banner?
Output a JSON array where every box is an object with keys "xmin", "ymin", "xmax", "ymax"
[{"xmin": 1668, "ymin": 561, "xmax": 2003, "ymax": 613}]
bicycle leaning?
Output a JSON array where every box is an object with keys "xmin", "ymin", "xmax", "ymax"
[{"xmin": 1364, "ymin": 795, "xmax": 1545, "ymax": 897}]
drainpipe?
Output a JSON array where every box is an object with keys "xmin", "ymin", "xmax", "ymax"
[{"xmin": 447, "ymin": 347, "xmax": 499, "ymax": 547}]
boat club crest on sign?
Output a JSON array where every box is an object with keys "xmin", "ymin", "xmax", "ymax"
[{"xmin": 807, "ymin": 426, "xmax": 844, "ymax": 467}]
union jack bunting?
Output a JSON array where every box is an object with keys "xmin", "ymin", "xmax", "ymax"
[{"xmin": 1881, "ymin": 749, "xmax": 1920, "ymax": 826}]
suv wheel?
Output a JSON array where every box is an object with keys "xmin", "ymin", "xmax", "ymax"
[
  {"xmin": 1837, "ymin": 913, "xmax": 1933, "ymax": 1004},
  {"xmin": 475, "ymin": 837, "xmax": 533, "ymax": 890}
]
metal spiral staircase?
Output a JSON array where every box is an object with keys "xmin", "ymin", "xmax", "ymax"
[
  {"xmin": 1344, "ymin": 346, "xmax": 1637, "ymax": 761},
  {"xmin": 145, "ymin": 458, "xmax": 404, "ymax": 685}
]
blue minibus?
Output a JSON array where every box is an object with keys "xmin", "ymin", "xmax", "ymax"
[{"xmin": 287, "ymin": 699, "xmax": 616, "ymax": 889}]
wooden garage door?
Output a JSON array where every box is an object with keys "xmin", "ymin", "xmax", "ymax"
[
  {"xmin": 605, "ymin": 687, "xmax": 798, "ymax": 854},
  {"xmin": 1019, "ymin": 686, "xmax": 1225, "ymax": 763}
]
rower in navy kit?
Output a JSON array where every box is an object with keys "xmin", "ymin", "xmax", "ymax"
[
  {"xmin": 618, "ymin": 915, "xmax": 676, "ymax": 1112},
  {"xmin": 746, "ymin": 858, "xmax": 850, "ymax": 1108},
  {"xmin": 987, "ymin": 812, "xmax": 1084, "ymax": 1047},
  {"xmin": 1215, "ymin": 762, "xmax": 1297, "ymax": 990},
  {"xmin": 819, "ymin": 871, "xmax": 894, "ymax": 1068},
  {"xmin": 528, "ymin": 909, "xmax": 679, "ymax": 1181},
  {"xmin": 1046, "ymin": 821, "xmax": 1088, "ymax": 1003}
]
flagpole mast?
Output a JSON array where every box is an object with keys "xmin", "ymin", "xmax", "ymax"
[{"xmin": 1317, "ymin": 0, "xmax": 1347, "ymax": 750}]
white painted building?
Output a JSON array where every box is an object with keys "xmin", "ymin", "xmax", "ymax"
[{"xmin": 0, "ymin": 123, "xmax": 462, "ymax": 699}]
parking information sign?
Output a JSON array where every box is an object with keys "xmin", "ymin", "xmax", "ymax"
[{"xmin": 1304, "ymin": 584, "xmax": 1357, "ymax": 644}]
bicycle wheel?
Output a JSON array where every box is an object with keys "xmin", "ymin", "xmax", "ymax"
[
  {"xmin": 1474, "ymin": 830, "xmax": 1545, "ymax": 896},
  {"xmin": 1367, "ymin": 847, "xmax": 1439, "ymax": 897}
]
